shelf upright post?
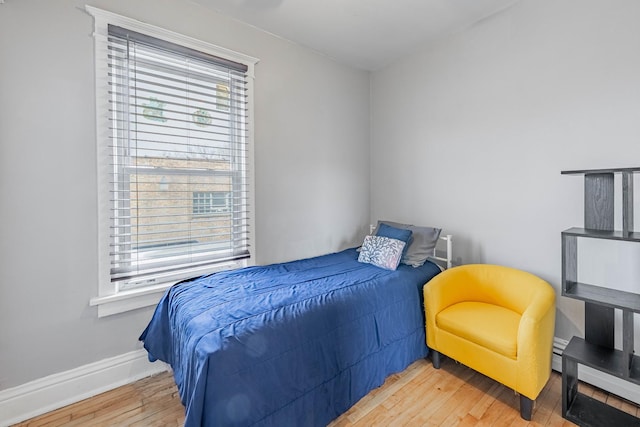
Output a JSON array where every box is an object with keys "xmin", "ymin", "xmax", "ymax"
[
  {"xmin": 621, "ymin": 171, "xmax": 634, "ymax": 374},
  {"xmin": 623, "ymin": 310, "xmax": 634, "ymax": 376},
  {"xmin": 584, "ymin": 173, "xmax": 614, "ymax": 231},
  {"xmin": 623, "ymin": 171, "xmax": 634, "ymax": 236},
  {"xmin": 583, "ymin": 172, "xmax": 615, "ymax": 349},
  {"xmin": 561, "ymin": 233, "xmax": 577, "ymax": 295}
]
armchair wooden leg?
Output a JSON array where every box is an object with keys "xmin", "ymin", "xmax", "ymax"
[
  {"xmin": 431, "ymin": 350, "xmax": 441, "ymax": 369},
  {"xmin": 519, "ymin": 395, "xmax": 533, "ymax": 421}
]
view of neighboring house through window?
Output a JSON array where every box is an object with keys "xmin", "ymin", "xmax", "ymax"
[
  {"xmin": 106, "ymin": 25, "xmax": 251, "ymax": 291},
  {"xmin": 193, "ymin": 191, "xmax": 232, "ymax": 215}
]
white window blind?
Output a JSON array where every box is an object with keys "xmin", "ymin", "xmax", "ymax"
[{"xmin": 106, "ymin": 25, "xmax": 250, "ymax": 291}]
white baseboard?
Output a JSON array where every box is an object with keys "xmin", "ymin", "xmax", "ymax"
[
  {"xmin": 0, "ymin": 349, "xmax": 169, "ymax": 427},
  {"xmin": 552, "ymin": 337, "xmax": 640, "ymax": 406}
]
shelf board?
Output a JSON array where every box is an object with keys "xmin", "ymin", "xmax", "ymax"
[
  {"xmin": 564, "ymin": 392, "xmax": 640, "ymax": 427},
  {"xmin": 563, "ymin": 281, "xmax": 640, "ymax": 312},
  {"xmin": 563, "ymin": 337, "xmax": 640, "ymax": 385},
  {"xmin": 561, "ymin": 167, "xmax": 640, "ymax": 175},
  {"xmin": 562, "ymin": 227, "xmax": 640, "ymax": 242}
]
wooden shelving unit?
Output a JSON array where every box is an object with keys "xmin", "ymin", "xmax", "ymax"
[{"xmin": 561, "ymin": 167, "xmax": 640, "ymax": 427}]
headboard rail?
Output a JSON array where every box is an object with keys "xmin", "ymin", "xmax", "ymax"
[
  {"xmin": 368, "ymin": 224, "xmax": 453, "ymax": 269},
  {"xmin": 431, "ymin": 235, "xmax": 453, "ymax": 269}
]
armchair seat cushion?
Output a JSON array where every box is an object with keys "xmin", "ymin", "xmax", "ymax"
[{"xmin": 436, "ymin": 301, "xmax": 521, "ymax": 358}]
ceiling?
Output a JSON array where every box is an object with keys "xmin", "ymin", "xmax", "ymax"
[{"xmin": 191, "ymin": 0, "xmax": 518, "ymax": 70}]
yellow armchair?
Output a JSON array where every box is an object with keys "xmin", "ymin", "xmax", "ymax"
[{"xmin": 424, "ymin": 264, "xmax": 556, "ymax": 420}]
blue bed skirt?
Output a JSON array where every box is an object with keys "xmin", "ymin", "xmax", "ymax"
[{"xmin": 140, "ymin": 248, "xmax": 441, "ymax": 426}]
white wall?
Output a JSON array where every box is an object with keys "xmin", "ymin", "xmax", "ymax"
[
  {"xmin": 0, "ymin": 0, "xmax": 370, "ymax": 391},
  {"xmin": 370, "ymin": 0, "xmax": 640, "ymax": 341}
]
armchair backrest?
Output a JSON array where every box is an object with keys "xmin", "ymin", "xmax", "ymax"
[{"xmin": 428, "ymin": 264, "xmax": 553, "ymax": 315}]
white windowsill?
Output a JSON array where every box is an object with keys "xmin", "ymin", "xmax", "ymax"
[
  {"xmin": 90, "ymin": 259, "xmax": 249, "ymax": 317},
  {"xmin": 90, "ymin": 283, "xmax": 172, "ymax": 317}
]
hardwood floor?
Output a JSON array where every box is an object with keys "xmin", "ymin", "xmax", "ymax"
[{"xmin": 14, "ymin": 357, "xmax": 639, "ymax": 426}]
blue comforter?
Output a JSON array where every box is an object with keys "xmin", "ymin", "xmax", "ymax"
[{"xmin": 140, "ymin": 248, "xmax": 441, "ymax": 426}]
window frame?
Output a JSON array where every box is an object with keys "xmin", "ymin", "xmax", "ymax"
[{"xmin": 86, "ymin": 6, "xmax": 258, "ymax": 317}]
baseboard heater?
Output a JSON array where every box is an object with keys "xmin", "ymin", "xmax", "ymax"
[{"xmin": 551, "ymin": 336, "xmax": 640, "ymax": 406}]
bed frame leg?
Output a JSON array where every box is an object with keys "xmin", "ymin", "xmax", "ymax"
[
  {"xmin": 431, "ymin": 351, "xmax": 441, "ymax": 369},
  {"xmin": 520, "ymin": 395, "xmax": 533, "ymax": 420}
]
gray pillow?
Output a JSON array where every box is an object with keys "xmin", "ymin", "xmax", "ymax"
[{"xmin": 375, "ymin": 220, "xmax": 442, "ymax": 267}]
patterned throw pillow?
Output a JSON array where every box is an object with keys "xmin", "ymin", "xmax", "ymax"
[{"xmin": 357, "ymin": 235, "xmax": 406, "ymax": 271}]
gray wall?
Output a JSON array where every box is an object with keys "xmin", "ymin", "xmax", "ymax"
[
  {"xmin": 370, "ymin": 0, "xmax": 640, "ymax": 342},
  {"xmin": 0, "ymin": 0, "xmax": 370, "ymax": 390}
]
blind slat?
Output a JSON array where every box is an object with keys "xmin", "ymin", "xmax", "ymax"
[
  {"xmin": 110, "ymin": 224, "xmax": 251, "ymax": 238},
  {"xmin": 107, "ymin": 66, "xmax": 248, "ymax": 98},
  {"xmin": 108, "ymin": 210, "xmax": 251, "ymax": 221},
  {"xmin": 110, "ymin": 239, "xmax": 251, "ymax": 255},
  {"xmin": 107, "ymin": 120, "xmax": 247, "ymax": 143},
  {"xmin": 107, "ymin": 80, "xmax": 248, "ymax": 110}
]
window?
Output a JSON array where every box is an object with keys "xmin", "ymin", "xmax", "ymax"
[
  {"xmin": 193, "ymin": 191, "xmax": 232, "ymax": 215},
  {"xmin": 87, "ymin": 7, "xmax": 258, "ymax": 315}
]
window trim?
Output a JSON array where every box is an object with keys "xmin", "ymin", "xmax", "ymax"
[{"xmin": 86, "ymin": 6, "xmax": 258, "ymax": 317}]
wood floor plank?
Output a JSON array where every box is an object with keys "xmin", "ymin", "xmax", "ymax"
[
  {"xmin": 382, "ymin": 361, "xmax": 459, "ymax": 420},
  {"xmin": 14, "ymin": 358, "xmax": 640, "ymax": 427},
  {"xmin": 396, "ymin": 362, "xmax": 475, "ymax": 426},
  {"xmin": 620, "ymin": 399, "xmax": 639, "ymax": 417},
  {"xmin": 385, "ymin": 371, "xmax": 460, "ymax": 426},
  {"xmin": 467, "ymin": 377, "xmax": 503, "ymax": 420},
  {"xmin": 457, "ymin": 414, "xmax": 482, "ymax": 427},
  {"xmin": 476, "ymin": 384, "xmax": 518, "ymax": 427},
  {"xmin": 430, "ymin": 366, "xmax": 499, "ymax": 426},
  {"xmin": 333, "ymin": 364, "xmax": 422, "ymax": 425}
]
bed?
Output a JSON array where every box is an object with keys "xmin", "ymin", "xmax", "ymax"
[{"xmin": 140, "ymin": 224, "xmax": 452, "ymax": 426}]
